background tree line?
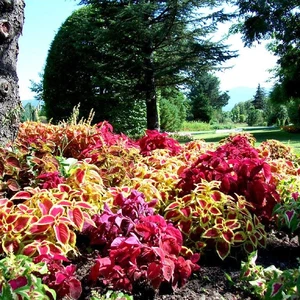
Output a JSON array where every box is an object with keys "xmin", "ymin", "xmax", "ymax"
[
  {"xmin": 1, "ymin": 0, "xmax": 300, "ymax": 144},
  {"xmin": 31, "ymin": 0, "xmax": 236, "ymax": 135}
]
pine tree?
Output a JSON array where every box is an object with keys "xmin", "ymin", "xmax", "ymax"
[
  {"xmin": 74, "ymin": 0, "xmax": 236, "ymax": 130},
  {"xmin": 252, "ymin": 84, "xmax": 265, "ymax": 110}
]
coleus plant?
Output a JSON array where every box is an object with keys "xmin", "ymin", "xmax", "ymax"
[
  {"xmin": 33, "ymin": 253, "xmax": 82, "ymax": 300},
  {"xmin": 83, "ymin": 189, "xmax": 200, "ymax": 292},
  {"xmin": 137, "ymin": 130, "xmax": 182, "ymax": 156},
  {"xmin": 177, "ymin": 133, "xmax": 280, "ymax": 222},
  {"xmin": 0, "ymin": 252, "xmax": 56, "ymax": 300},
  {"xmin": 240, "ymin": 251, "xmax": 300, "ymax": 299},
  {"xmin": 4, "ymin": 181, "xmax": 97, "ymax": 257},
  {"xmin": 164, "ymin": 180, "xmax": 266, "ymax": 260},
  {"xmin": 17, "ymin": 121, "xmax": 134, "ymax": 160},
  {"xmin": 273, "ymin": 191, "xmax": 300, "ymax": 236},
  {"xmin": 259, "ymin": 139, "xmax": 299, "ymax": 163}
]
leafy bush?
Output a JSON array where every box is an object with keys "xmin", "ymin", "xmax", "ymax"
[
  {"xmin": 180, "ymin": 121, "xmax": 212, "ymax": 132},
  {"xmin": 177, "ymin": 134, "xmax": 280, "ymax": 222},
  {"xmin": 240, "ymin": 251, "xmax": 300, "ymax": 299},
  {"xmin": 164, "ymin": 181, "xmax": 266, "ymax": 260},
  {"xmin": 0, "ymin": 253, "xmax": 56, "ymax": 299},
  {"xmin": 84, "ymin": 190, "xmax": 200, "ymax": 292}
]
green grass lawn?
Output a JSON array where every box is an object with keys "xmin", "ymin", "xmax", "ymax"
[{"xmin": 191, "ymin": 127, "xmax": 300, "ymax": 154}]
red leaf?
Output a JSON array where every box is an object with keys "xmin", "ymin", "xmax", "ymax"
[
  {"xmin": 225, "ymin": 219, "xmax": 240, "ymax": 230},
  {"xmin": 244, "ymin": 242, "xmax": 255, "ymax": 254},
  {"xmin": 58, "ymin": 184, "xmax": 72, "ymax": 193},
  {"xmin": 7, "ymin": 179, "xmax": 20, "ymax": 191},
  {"xmin": 0, "ymin": 161, "xmax": 4, "ymax": 177},
  {"xmin": 6, "ymin": 156, "xmax": 20, "ymax": 168},
  {"xmin": 8, "ymin": 276, "xmax": 27, "ymax": 290},
  {"xmin": 161, "ymin": 236, "xmax": 180, "ymax": 255},
  {"xmin": 208, "ymin": 206, "xmax": 222, "ymax": 215},
  {"xmin": 37, "ymin": 215, "xmax": 55, "ymax": 225},
  {"xmin": 147, "ymin": 262, "xmax": 161, "ymax": 280},
  {"xmin": 67, "ymin": 277, "xmax": 82, "ymax": 299},
  {"xmin": 38, "ymin": 198, "xmax": 53, "ymax": 215},
  {"xmin": 13, "ymin": 216, "xmax": 31, "ymax": 232},
  {"xmin": 178, "ymin": 220, "xmax": 192, "ymax": 234},
  {"xmin": 72, "ymin": 207, "xmax": 84, "ymax": 231},
  {"xmin": 246, "ymin": 220, "xmax": 254, "ymax": 232},
  {"xmin": 180, "ymin": 207, "xmax": 191, "ymax": 217},
  {"xmin": 211, "ymin": 191, "xmax": 222, "ymax": 202},
  {"xmin": 162, "ymin": 258, "xmax": 174, "ymax": 282},
  {"xmin": 11, "ymin": 191, "xmax": 31, "ymax": 200},
  {"xmin": 216, "ymin": 240, "xmax": 230, "ymax": 260},
  {"xmin": 233, "ymin": 231, "xmax": 246, "ymax": 243},
  {"xmin": 75, "ymin": 201, "xmax": 94, "ymax": 210},
  {"xmin": 249, "ymin": 164, "xmax": 263, "ymax": 179},
  {"xmin": 166, "ymin": 202, "xmax": 180, "ymax": 210},
  {"xmin": 222, "ymin": 229, "xmax": 234, "ymax": 243},
  {"xmin": 56, "ymin": 200, "xmax": 72, "ymax": 207},
  {"xmin": 262, "ymin": 163, "xmax": 272, "ymax": 183},
  {"xmin": 54, "ymin": 222, "xmax": 70, "ymax": 244},
  {"xmin": 164, "ymin": 210, "xmax": 180, "ymax": 220},
  {"xmin": 285, "ymin": 210, "xmax": 295, "ymax": 224},
  {"xmin": 202, "ymin": 228, "xmax": 219, "ymax": 238},
  {"xmin": 50, "ymin": 205, "xmax": 64, "ymax": 218},
  {"xmin": 29, "ymin": 223, "xmax": 50, "ymax": 234},
  {"xmin": 249, "ymin": 234, "xmax": 257, "ymax": 246},
  {"xmin": 271, "ymin": 282, "xmax": 283, "ymax": 297},
  {"xmin": 75, "ymin": 169, "xmax": 85, "ymax": 184}
]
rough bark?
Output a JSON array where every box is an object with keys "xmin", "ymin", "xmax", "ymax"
[
  {"xmin": 0, "ymin": 0, "xmax": 24, "ymax": 146},
  {"xmin": 145, "ymin": 58, "xmax": 159, "ymax": 131},
  {"xmin": 143, "ymin": 39, "xmax": 159, "ymax": 131}
]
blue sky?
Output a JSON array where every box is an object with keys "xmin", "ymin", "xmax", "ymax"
[{"xmin": 18, "ymin": 0, "xmax": 278, "ymax": 102}]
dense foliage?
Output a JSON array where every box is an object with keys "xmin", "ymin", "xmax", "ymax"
[
  {"xmin": 188, "ymin": 72, "xmax": 229, "ymax": 122},
  {"xmin": 0, "ymin": 120, "xmax": 300, "ymax": 299},
  {"xmin": 43, "ymin": 6, "xmax": 147, "ymax": 135},
  {"xmin": 233, "ymin": 0, "xmax": 300, "ymax": 116},
  {"xmin": 43, "ymin": 0, "xmax": 236, "ymax": 131}
]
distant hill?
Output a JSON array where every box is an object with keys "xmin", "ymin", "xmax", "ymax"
[{"xmin": 223, "ymin": 86, "xmax": 271, "ymax": 112}]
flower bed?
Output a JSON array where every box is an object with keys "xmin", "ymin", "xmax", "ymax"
[{"xmin": 0, "ymin": 121, "xmax": 300, "ymax": 299}]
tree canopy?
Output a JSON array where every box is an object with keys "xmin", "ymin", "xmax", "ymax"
[
  {"xmin": 44, "ymin": 0, "xmax": 235, "ymax": 130},
  {"xmin": 233, "ymin": 0, "xmax": 300, "ymax": 101},
  {"xmin": 188, "ymin": 72, "xmax": 229, "ymax": 122},
  {"xmin": 43, "ymin": 6, "xmax": 147, "ymax": 135}
]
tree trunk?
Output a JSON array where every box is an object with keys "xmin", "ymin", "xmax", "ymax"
[
  {"xmin": 145, "ymin": 71, "xmax": 159, "ymax": 130},
  {"xmin": 144, "ymin": 47, "xmax": 159, "ymax": 131},
  {"xmin": 0, "ymin": 0, "xmax": 24, "ymax": 146}
]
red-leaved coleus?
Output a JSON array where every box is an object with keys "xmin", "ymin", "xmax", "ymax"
[
  {"xmin": 34, "ymin": 254, "xmax": 82, "ymax": 300},
  {"xmin": 177, "ymin": 134, "xmax": 280, "ymax": 222},
  {"xmin": 138, "ymin": 130, "xmax": 182, "ymax": 156},
  {"xmin": 84, "ymin": 190, "xmax": 200, "ymax": 292}
]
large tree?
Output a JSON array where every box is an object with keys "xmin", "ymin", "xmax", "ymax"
[
  {"xmin": 43, "ymin": 6, "xmax": 147, "ymax": 135},
  {"xmin": 233, "ymin": 0, "xmax": 300, "ymax": 100},
  {"xmin": 69, "ymin": 0, "xmax": 236, "ymax": 130},
  {"xmin": 0, "ymin": 0, "xmax": 24, "ymax": 146},
  {"xmin": 188, "ymin": 72, "xmax": 229, "ymax": 122}
]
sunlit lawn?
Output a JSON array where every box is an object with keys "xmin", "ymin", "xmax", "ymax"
[{"xmin": 191, "ymin": 127, "xmax": 300, "ymax": 154}]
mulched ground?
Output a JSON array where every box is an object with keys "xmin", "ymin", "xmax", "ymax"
[{"xmin": 76, "ymin": 230, "xmax": 299, "ymax": 300}]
